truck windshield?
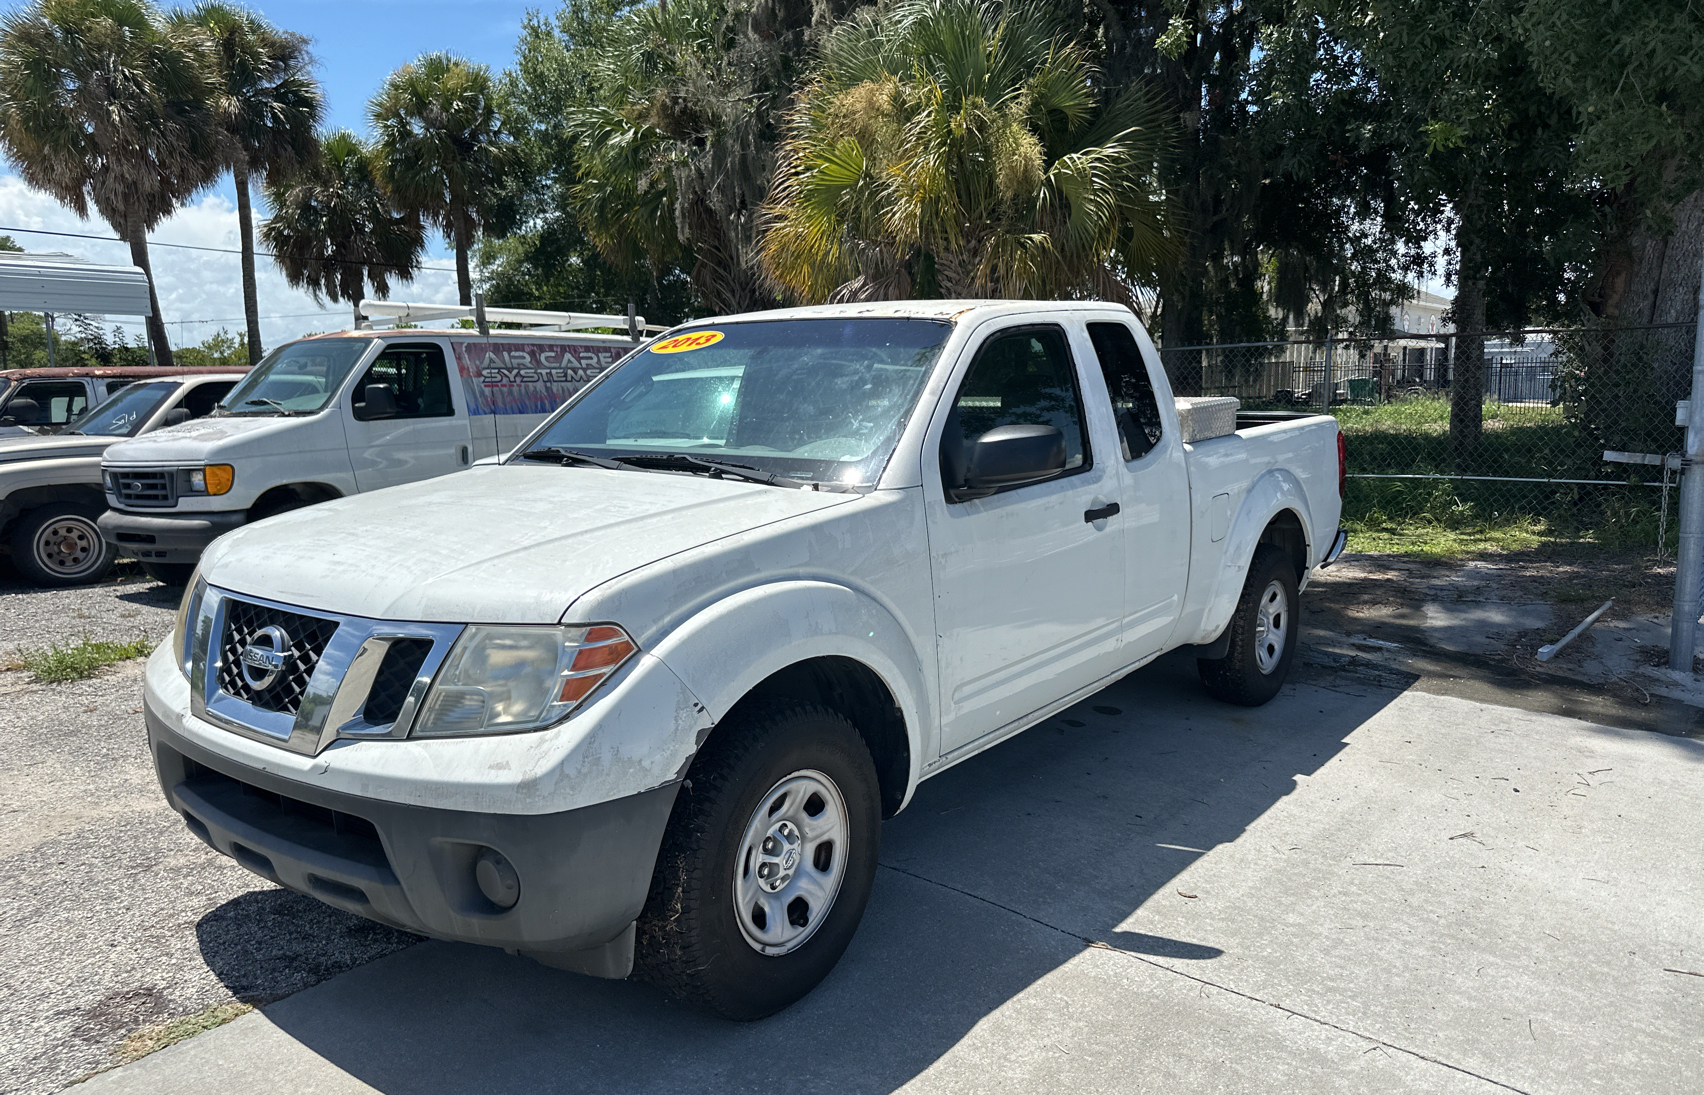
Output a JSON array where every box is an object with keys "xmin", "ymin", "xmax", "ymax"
[
  {"xmin": 217, "ymin": 339, "xmax": 370, "ymax": 415},
  {"xmin": 521, "ymin": 319, "xmax": 950, "ymax": 487},
  {"xmin": 64, "ymin": 380, "xmax": 176, "ymax": 437}
]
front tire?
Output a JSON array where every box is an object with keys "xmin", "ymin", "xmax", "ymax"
[
  {"xmin": 9, "ymin": 503, "xmax": 113, "ymax": 587},
  {"xmin": 635, "ymin": 700, "xmax": 881, "ymax": 1020},
  {"xmin": 1198, "ymin": 544, "xmax": 1300, "ymax": 707}
]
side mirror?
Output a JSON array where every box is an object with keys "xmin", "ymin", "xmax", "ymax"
[
  {"xmin": 2, "ymin": 397, "xmax": 41, "ymax": 426},
  {"xmin": 161, "ymin": 408, "xmax": 191, "ymax": 427},
  {"xmin": 360, "ymin": 384, "xmax": 398, "ymax": 420},
  {"xmin": 950, "ymin": 424, "xmax": 1066, "ymax": 501}
]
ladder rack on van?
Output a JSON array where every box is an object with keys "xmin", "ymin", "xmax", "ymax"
[{"xmin": 357, "ymin": 299, "xmax": 670, "ymax": 339}]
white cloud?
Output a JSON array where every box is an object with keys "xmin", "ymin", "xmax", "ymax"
[{"xmin": 0, "ymin": 173, "xmax": 460, "ymax": 351}]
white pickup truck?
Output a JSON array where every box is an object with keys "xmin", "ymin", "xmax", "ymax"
[{"xmin": 143, "ymin": 301, "xmax": 1345, "ymax": 1020}]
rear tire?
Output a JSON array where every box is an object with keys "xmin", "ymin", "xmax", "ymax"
[
  {"xmin": 140, "ymin": 562, "xmax": 196, "ymax": 587},
  {"xmin": 635, "ymin": 699, "xmax": 881, "ymax": 1020},
  {"xmin": 9, "ymin": 503, "xmax": 113, "ymax": 587},
  {"xmin": 1197, "ymin": 544, "xmax": 1299, "ymax": 707}
]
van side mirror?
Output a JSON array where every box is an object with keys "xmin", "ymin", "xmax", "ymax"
[
  {"xmin": 161, "ymin": 408, "xmax": 191, "ymax": 427},
  {"xmin": 947, "ymin": 424, "xmax": 1066, "ymax": 501},
  {"xmin": 1, "ymin": 397, "xmax": 41, "ymax": 426},
  {"xmin": 360, "ymin": 384, "xmax": 398, "ymax": 420}
]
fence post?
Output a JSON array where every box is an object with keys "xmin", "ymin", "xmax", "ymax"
[
  {"xmin": 1668, "ymin": 252, "xmax": 1704, "ymax": 671},
  {"xmin": 1320, "ymin": 333, "xmax": 1336, "ymax": 411}
]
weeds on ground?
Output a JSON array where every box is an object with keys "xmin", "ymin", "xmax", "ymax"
[
  {"xmin": 7, "ymin": 634, "xmax": 152, "ymax": 683},
  {"xmin": 118, "ymin": 1003, "xmax": 253, "ymax": 1063}
]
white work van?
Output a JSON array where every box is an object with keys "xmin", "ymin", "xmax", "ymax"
[
  {"xmin": 143, "ymin": 301, "xmax": 1346, "ymax": 1021},
  {"xmin": 98, "ymin": 310, "xmax": 647, "ymax": 583}
]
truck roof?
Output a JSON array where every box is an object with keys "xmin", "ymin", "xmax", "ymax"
[{"xmin": 677, "ymin": 300, "xmax": 1137, "ymax": 327}]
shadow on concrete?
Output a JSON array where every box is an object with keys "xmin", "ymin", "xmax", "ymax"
[
  {"xmin": 196, "ymin": 888, "xmax": 420, "ymax": 1005},
  {"xmin": 191, "ymin": 649, "xmax": 1400, "ymax": 1094}
]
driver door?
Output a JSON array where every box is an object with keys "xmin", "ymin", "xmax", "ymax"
[
  {"xmin": 924, "ymin": 324, "xmax": 1127, "ymax": 757},
  {"xmin": 343, "ymin": 341, "xmax": 474, "ymax": 492}
]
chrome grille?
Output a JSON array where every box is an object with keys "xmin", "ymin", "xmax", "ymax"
[
  {"xmin": 362, "ymin": 639, "xmax": 434, "ymax": 725},
  {"xmin": 108, "ymin": 468, "xmax": 176, "ymax": 507},
  {"xmin": 217, "ymin": 600, "xmax": 339, "ymax": 715}
]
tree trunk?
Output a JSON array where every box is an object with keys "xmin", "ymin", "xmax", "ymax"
[
  {"xmin": 352, "ymin": 275, "xmax": 366, "ymax": 330},
  {"xmin": 1618, "ymin": 187, "xmax": 1704, "ymax": 328},
  {"xmin": 454, "ymin": 211, "xmax": 473, "ymax": 307},
  {"xmin": 1450, "ymin": 225, "xmax": 1486, "ymax": 470},
  {"xmin": 233, "ymin": 161, "xmax": 264, "ymax": 366},
  {"xmin": 124, "ymin": 225, "xmax": 175, "ymax": 368}
]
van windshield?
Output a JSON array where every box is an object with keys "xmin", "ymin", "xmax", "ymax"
[
  {"xmin": 519, "ymin": 319, "xmax": 950, "ymax": 487},
  {"xmin": 216, "ymin": 339, "xmax": 371, "ymax": 416}
]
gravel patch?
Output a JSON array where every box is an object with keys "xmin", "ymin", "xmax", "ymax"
[{"xmin": 0, "ymin": 567, "xmax": 418, "ymax": 1095}]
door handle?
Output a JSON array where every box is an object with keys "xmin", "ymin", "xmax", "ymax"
[
  {"xmin": 458, "ymin": 444, "xmax": 470, "ymax": 466},
  {"xmin": 1083, "ymin": 502, "xmax": 1121, "ymax": 523}
]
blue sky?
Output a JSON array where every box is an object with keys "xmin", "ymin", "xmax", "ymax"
[{"xmin": 0, "ymin": 0, "xmax": 549, "ymax": 349}]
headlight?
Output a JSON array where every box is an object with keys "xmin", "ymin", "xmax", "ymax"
[
  {"xmin": 412, "ymin": 624, "xmax": 637, "ymax": 737},
  {"xmin": 178, "ymin": 465, "xmax": 234, "ymax": 496},
  {"xmin": 172, "ymin": 572, "xmax": 207, "ymax": 678}
]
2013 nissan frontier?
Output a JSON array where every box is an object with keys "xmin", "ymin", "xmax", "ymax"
[{"xmin": 142, "ymin": 301, "xmax": 1347, "ymax": 1020}]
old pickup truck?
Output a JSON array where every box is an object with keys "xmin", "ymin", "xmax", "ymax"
[{"xmin": 142, "ymin": 301, "xmax": 1346, "ymax": 1020}]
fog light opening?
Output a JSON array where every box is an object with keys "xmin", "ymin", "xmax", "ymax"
[{"xmin": 475, "ymin": 847, "xmax": 521, "ymax": 909}]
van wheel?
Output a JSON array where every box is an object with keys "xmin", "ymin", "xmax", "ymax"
[
  {"xmin": 635, "ymin": 700, "xmax": 881, "ymax": 1020},
  {"xmin": 140, "ymin": 562, "xmax": 196, "ymax": 587},
  {"xmin": 1198, "ymin": 544, "xmax": 1299, "ymax": 707},
  {"xmin": 10, "ymin": 503, "xmax": 113, "ymax": 587}
]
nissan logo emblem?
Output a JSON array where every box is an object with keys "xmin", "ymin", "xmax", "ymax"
[{"xmin": 239, "ymin": 625, "xmax": 291, "ymax": 691}]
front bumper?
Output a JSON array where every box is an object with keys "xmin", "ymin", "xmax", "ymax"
[
  {"xmin": 148, "ymin": 703, "xmax": 679, "ymax": 971},
  {"xmin": 99, "ymin": 507, "xmax": 246, "ymax": 563}
]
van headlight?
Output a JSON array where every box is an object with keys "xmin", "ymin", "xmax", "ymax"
[{"xmin": 412, "ymin": 624, "xmax": 637, "ymax": 737}]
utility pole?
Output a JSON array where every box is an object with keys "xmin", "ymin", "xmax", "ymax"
[
  {"xmin": 1668, "ymin": 249, "xmax": 1704, "ymax": 671},
  {"xmin": 44, "ymin": 312, "xmax": 55, "ymax": 369}
]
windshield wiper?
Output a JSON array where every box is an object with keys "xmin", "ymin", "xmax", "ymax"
[
  {"xmin": 611, "ymin": 453, "xmax": 869, "ymax": 493},
  {"xmin": 519, "ymin": 447, "xmax": 631, "ymax": 470},
  {"xmin": 243, "ymin": 398, "xmax": 287, "ymax": 411}
]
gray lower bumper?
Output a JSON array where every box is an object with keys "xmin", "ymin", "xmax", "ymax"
[
  {"xmin": 98, "ymin": 508, "xmax": 246, "ymax": 563},
  {"xmin": 147, "ymin": 706, "xmax": 679, "ymax": 973}
]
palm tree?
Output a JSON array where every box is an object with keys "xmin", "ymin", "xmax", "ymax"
[
  {"xmin": 0, "ymin": 0, "xmax": 220, "ymax": 367},
  {"xmin": 170, "ymin": 2, "xmax": 322, "ymax": 365},
  {"xmin": 369, "ymin": 53, "xmax": 514, "ymax": 306},
  {"xmin": 760, "ymin": 0, "xmax": 1176, "ymax": 304},
  {"xmin": 260, "ymin": 128, "xmax": 425, "ymax": 327}
]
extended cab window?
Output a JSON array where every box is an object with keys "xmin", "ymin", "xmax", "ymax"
[
  {"xmin": 15, "ymin": 380, "xmax": 89, "ymax": 425},
  {"xmin": 352, "ymin": 343, "xmax": 453, "ymax": 421},
  {"xmin": 940, "ymin": 326, "xmax": 1089, "ymax": 493},
  {"xmin": 1087, "ymin": 322, "xmax": 1165, "ymax": 462}
]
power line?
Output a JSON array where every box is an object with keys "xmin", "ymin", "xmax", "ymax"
[{"xmin": 0, "ymin": 224, "xmax": 462, "ymax": 274}]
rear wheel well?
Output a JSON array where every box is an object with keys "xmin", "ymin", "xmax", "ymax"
[
  {"xmin": 1258, "ymin": 509, "xmax": 1308, "ymax": 582},
  {"xmin": 724, "ymin": 657, "xmax": 910, "ymax": 819},
  {"xmin": 249, "ymin": 482, "xmax": 341, "ymax": 521}
]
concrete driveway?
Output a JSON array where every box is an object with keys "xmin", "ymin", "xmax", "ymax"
[{"xmin": 74, "ymin": 650, "xmax": 1704, "ymax": 1095}]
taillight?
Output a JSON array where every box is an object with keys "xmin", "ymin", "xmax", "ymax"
[{"xmin": 1337, "ymin": 431, "xmax": 1347, "ymax": 498}]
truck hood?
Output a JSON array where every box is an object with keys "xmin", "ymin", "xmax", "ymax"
[
  {"xmin": 0, "ymin": 432, "xmax": 116, "ymax": 465},
  {"xmin": 201, "ymin": 464, "xmax": 860, "ymax": 623},
  {"xmin": 101, "ymin": 414, "xmax": 318, "ymax": 464}
]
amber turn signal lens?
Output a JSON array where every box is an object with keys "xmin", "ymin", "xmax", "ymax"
[
  {"xmin": 558, "ymin": 675, "xmax": 602, "ymax": 703},
  {"xmin": 203, "ymin": 464, "xmax": 235, "ymax": 495},
  {"xmin": 571, "ymin": 639, "xmax": 635, "ymax": 672},
  {"xmin": 583, "ymin": 625, "xmax": 625, "ymax": 643}
]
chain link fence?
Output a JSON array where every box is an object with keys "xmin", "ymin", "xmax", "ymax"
[{"xmin": 1160, "ymin": 324, "xmax": 1697, "ymax": 555}]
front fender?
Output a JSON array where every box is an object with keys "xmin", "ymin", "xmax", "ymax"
[
  {"xmin": 1190, "ymin": 468, "xmax": 1316, "ymax": 646},
  {"xmin": 0, "ymin": 454, "xmax": 103, "ymax": 497},
  {"xmin": 648, "ymin": 580, "xmax": 933, "ymax": 810}
]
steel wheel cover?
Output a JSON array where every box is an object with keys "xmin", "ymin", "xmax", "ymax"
[
  {"xmin": 732, "ymin": 769, "xmax": 849, "ymax": 956},
  {"xmin": 1254, "ymin": 578, "xmax": 1288, "ymax": 675},
  {"xmin": 34, "ymin": 516, "xmax": 102, "ymax": 577}
]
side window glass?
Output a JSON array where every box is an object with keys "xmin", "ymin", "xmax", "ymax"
[
  {"xmin": 940, "ymin": 326, "xmax": 1089, "ymax": 493},
  {"xmin": 352, "ymin": 343, "xmax": 453, "ymax": 421},
  {"xmin": 1087, "ymin": 322, "xmax": 1165, "ymax": 461},
  {"xmin": 183, "ymin": 382, "xmax": 236, "ymax": 419},
  {"xmin": 18, "ymin": 380, "xmax": 90, "ymax": 425}
]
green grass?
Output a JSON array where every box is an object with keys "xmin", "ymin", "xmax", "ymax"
[
  {"xmin": 7, "ymin": 634, "xmax": 153, "ymax": 683},
  {"xmin": 117, "ymin": 1003, "xmax": 253, "ymax": 1064},
  {"xmin": 1328, "ymin": 395, "xmax": 1671, "ymax": 559}
]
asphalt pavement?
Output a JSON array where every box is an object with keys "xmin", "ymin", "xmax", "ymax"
[{"xmin": 62, "ymin": 642, "xmax": 1704, "ymax": 1095}]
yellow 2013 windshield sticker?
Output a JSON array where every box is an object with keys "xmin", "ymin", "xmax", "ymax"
[{"xmin": 650, "ymin": 330, "xmax": 725, "ymax": 354}]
